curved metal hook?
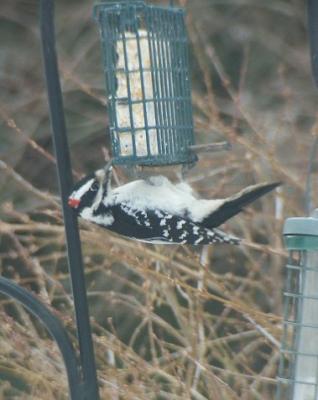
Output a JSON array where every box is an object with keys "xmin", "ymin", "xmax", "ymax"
[{"xmin": 0, "ymin": 276, "xmax": 82, "ymax": 399}]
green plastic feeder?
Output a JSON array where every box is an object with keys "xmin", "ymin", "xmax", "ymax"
[
  {"xmin": 277, "ymin": 211, "xmax": 318, "ymax": 400},
  {"xmin": 94, "ymin": 1, "xmax": 197, "ymax": 166}
]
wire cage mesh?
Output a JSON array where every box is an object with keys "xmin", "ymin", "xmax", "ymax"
[
  {"xmin": 94, "ymin": 0, "xmax": 197, "ymax": 166},
  {"xmin": 277, "ymin": 214, "xmax": 318, "ymax": 400}
]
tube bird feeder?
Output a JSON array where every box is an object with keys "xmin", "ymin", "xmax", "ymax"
[
  {"xmin": 94, "ymin": 1, "xmax": 197, "ymax": 166},
  {"xmin": 277, "ymin": 211, "xmax": 318, "ymax": 400}
]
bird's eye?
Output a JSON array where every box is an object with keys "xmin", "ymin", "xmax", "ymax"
[{"xmin": 90, "ymin": 181, "xmax": 99, "ymax": 191}]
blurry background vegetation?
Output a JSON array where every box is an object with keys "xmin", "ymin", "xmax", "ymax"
[{"xmin": 0, "ymin": 0, "xmax": 315, "ymax": 399}]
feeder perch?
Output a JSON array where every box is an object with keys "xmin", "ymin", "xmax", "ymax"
[
  {"xmin": 277, "ymin": 210, "xmax": 318, "ymax": 400},
  {"xmin": 94, "ymin": 0, "xmax": 197, "ymax": 166}
]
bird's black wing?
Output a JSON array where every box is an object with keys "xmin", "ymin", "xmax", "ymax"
[{"xmin": 97, "ymin": 203, "xmax": 239, "ymax": 245}]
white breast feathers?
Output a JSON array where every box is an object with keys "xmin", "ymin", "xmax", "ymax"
[{"xmin": 102, "ymin": 176, "xmax": 224, "ymax": 223}]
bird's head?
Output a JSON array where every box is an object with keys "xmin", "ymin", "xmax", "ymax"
[{"xmin": 68, "ymin": 161, "xmax": 113, "ymax": 214}]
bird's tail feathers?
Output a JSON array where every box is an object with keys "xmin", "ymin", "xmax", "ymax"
[{"xmin": 202, "ymin": 182, "xmax": 281, "ymax": 229}]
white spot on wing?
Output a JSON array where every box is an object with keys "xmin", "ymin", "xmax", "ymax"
[
  {"xmin": 177, "ymin": 220, "xmax": 186, "ymax": 229},
  {"xmin": 179, "ymin": 231, "xmax": 188, "ymax": 240},
  {"xmin": 121, "ymin": 204, "xmax": 144, "ymax": 225},
  {"xmin": 193, "ymin": 226, "xmax": 199, "ymax": 235},
  {"xmin": 194, "ymin": 236, "xmax": 204, "ymax": 245}
]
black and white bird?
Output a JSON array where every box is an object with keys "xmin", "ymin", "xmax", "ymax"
[{"xmin": 68, "ymin": 163, "xmax": 280, "ymax": 245}]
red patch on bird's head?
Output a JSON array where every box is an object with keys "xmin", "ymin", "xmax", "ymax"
[{"xmin": 68, "ymin": 198, "xmax": 80, "ymax": 209}]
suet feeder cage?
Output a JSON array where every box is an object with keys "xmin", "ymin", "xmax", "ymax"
[
  {"xmin": 94, "ymin": 0, "xmax": 197, "ymax": 166},
  {"xmin": 277, "ymin": 211, "xmax": 318, "ymax": 400}
]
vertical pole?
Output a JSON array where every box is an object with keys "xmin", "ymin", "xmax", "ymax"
[
  {"xmin": 305, "ymin": 0, "xmax": 318, "ymax": 215},
  {"xmin": 308, "ymin": 0, "xmax": 318, "ymax": 87},
  {"xmin": 300, "ymin": 6, "xmax": 318, "ymax": 397},
  {"xmin": 39, "ymin": 1, "xmax": 100, "ymax": 399}
]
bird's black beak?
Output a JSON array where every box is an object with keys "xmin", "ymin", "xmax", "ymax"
[{"xmin": 103, "ymin": 159, "xmax": 113, "ymax": 174}]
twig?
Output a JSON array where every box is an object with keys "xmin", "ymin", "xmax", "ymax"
[
  {"xmin": 0, "ymin": 159, "xmax": 59, "ymax": 207},
  {"xmin": 189, "ymin": 141, "xmax": 231, "ymax": 154},
  {"xmin": 243, "ymin": 313, "xmax": 280, "ymax": 348}
]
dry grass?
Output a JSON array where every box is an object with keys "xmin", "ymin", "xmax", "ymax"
[{"xmin": 0, "ymin": 0, "xmax": 315, "ymax": 398}]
